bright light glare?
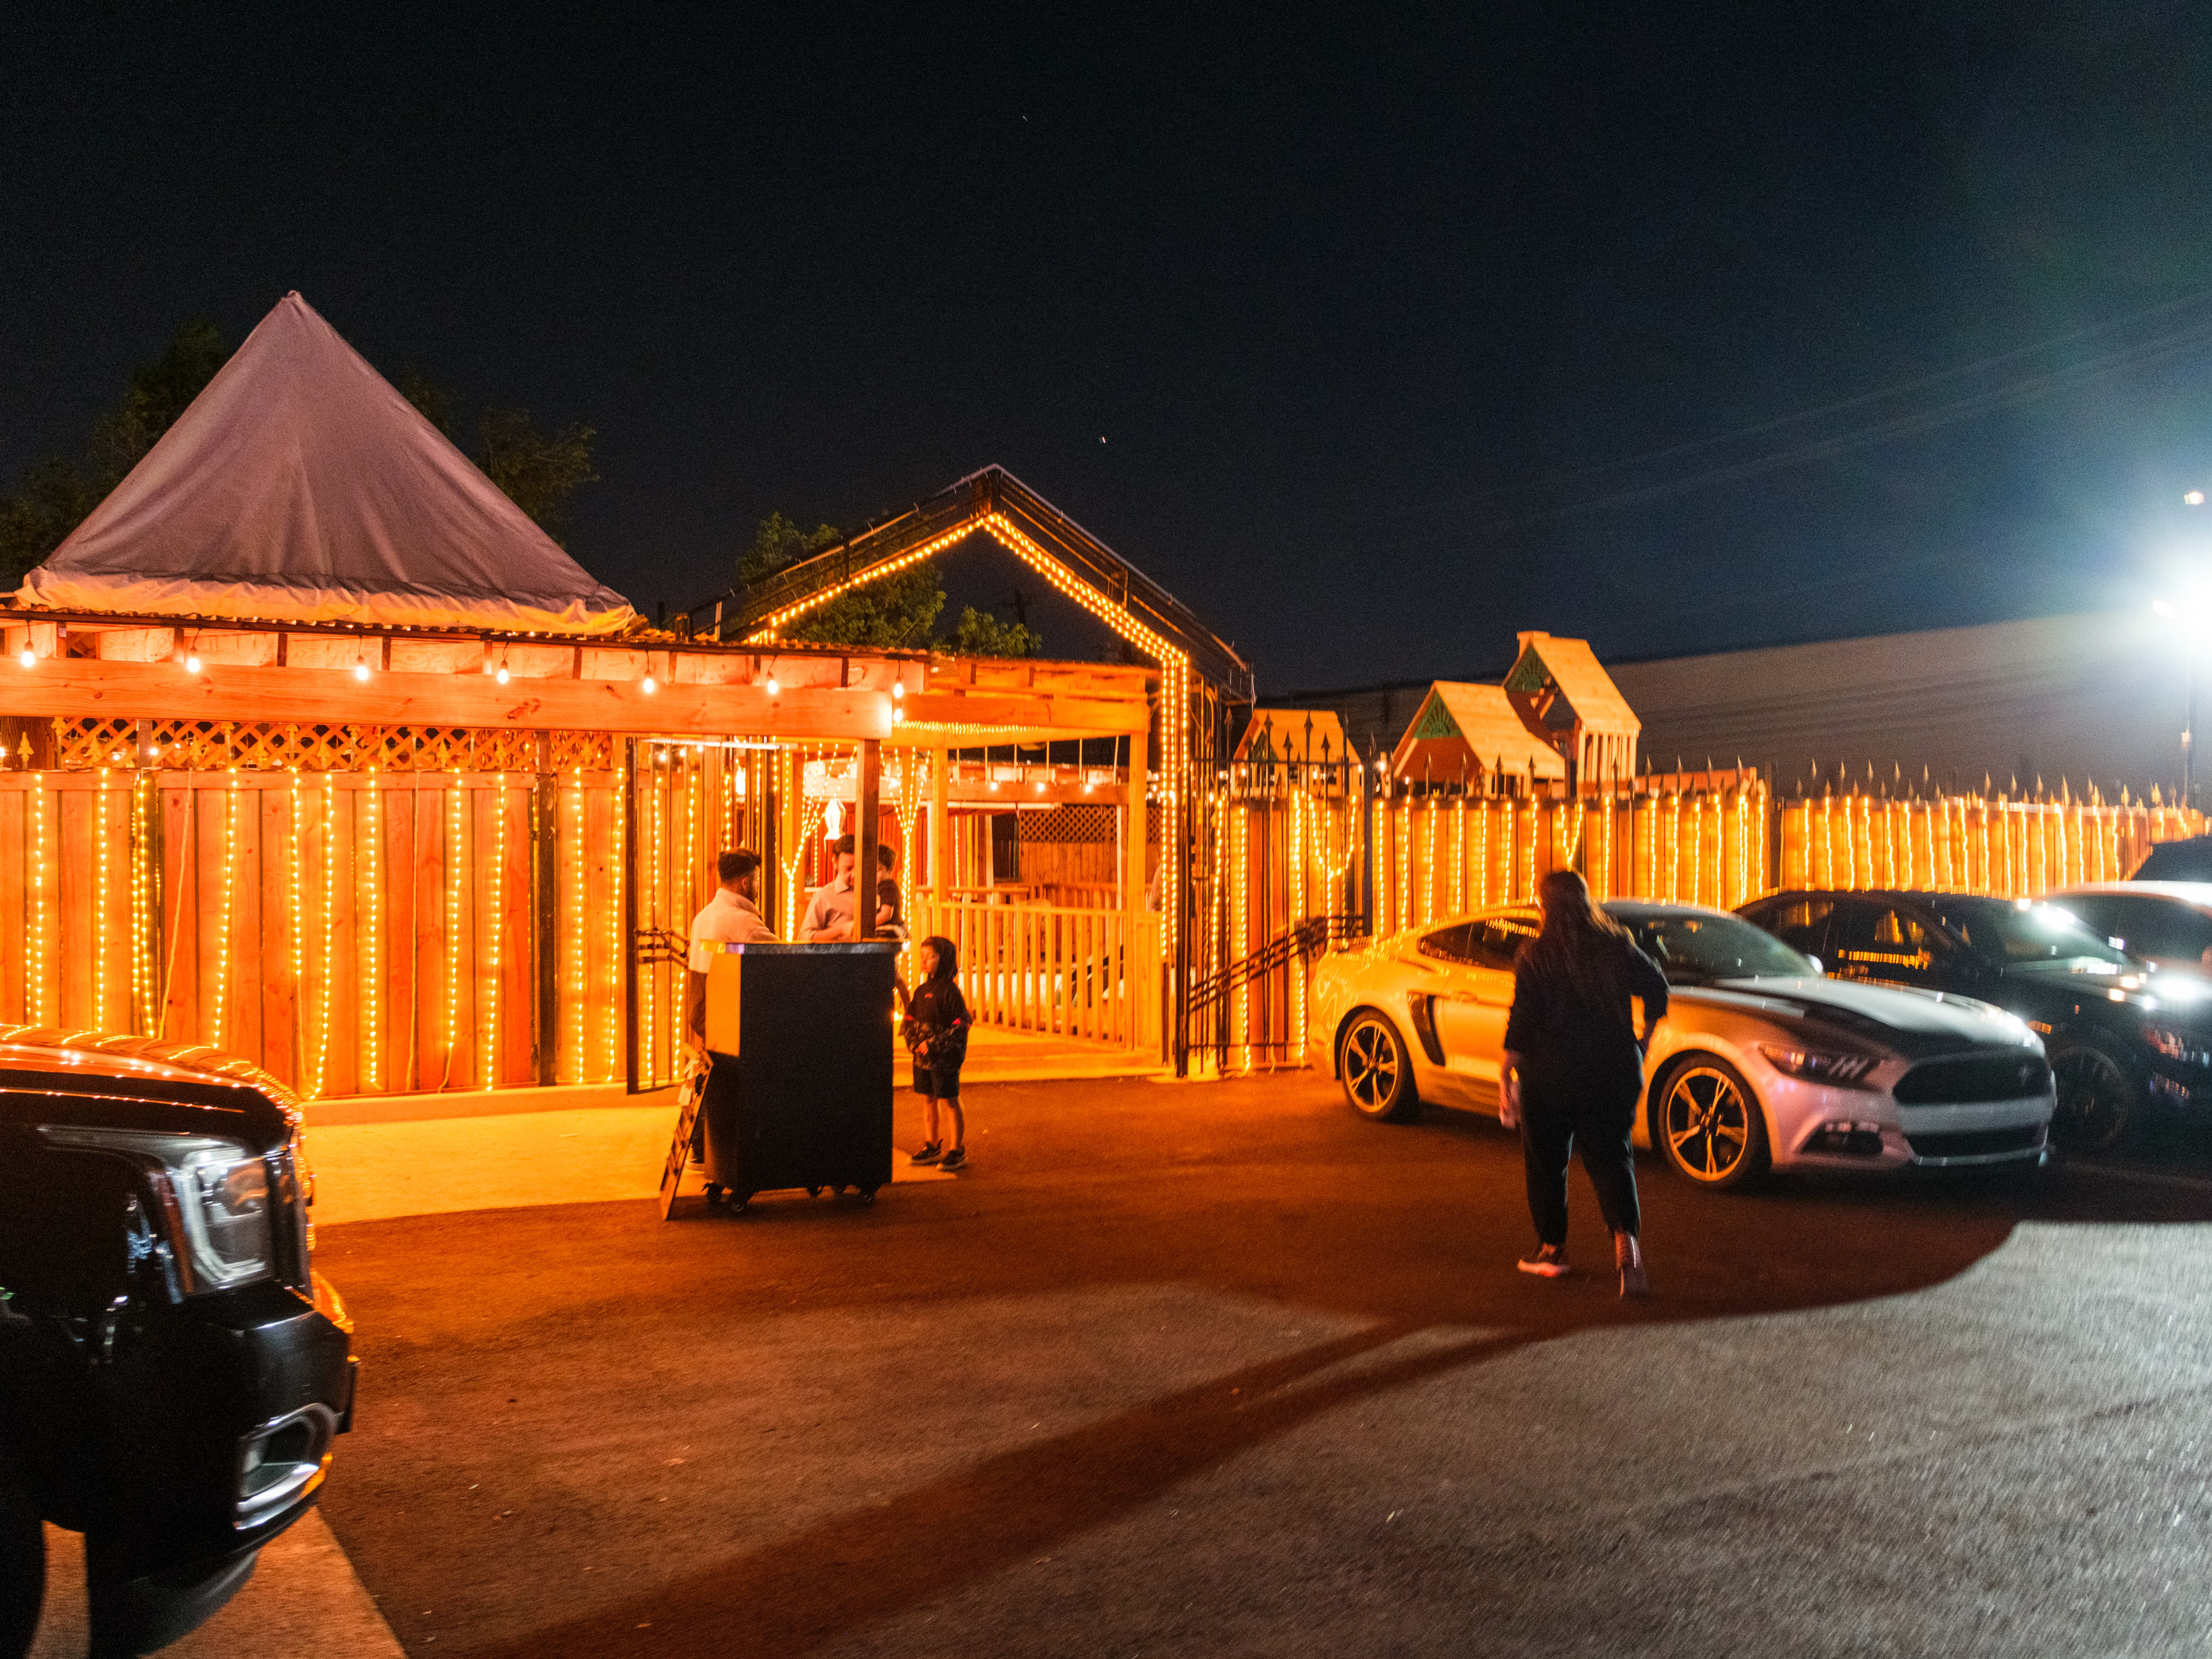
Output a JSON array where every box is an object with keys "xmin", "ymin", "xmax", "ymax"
[
  {"xmin": 496, "ymin": 665, "xmax": 510, "ymax": 684},
  {"xmin": 17, "ymin": 648, "xmax": 33, "ymax": 669},
  {"xmin": 2188, "ymin": 491, "xmax": 2205, "ymax": 506},
  {"xmin": 765, "ymin": 676, "xmax": 779, "ymax": 695},
  {"xmin": 184, "ymin": 654, "xmax": 202, "ymax": 673},
  {"xmin": 354, "ymin": 661, "xmax": 370, "ymax": 681},
  {"xmin": 641, "ymin": 676, "xmax": 658, "ymax": 694}
]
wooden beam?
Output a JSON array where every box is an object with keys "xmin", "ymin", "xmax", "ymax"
[
  {"xmin": 897, "ymin": 690, "xmax": 1150, "ymax": 736},
  {"xmin": 855, "ymin": 738, "xmax": 880, "ymax": 941},
  {"xmin": 4, "ymin": 658, "xmax": 895, "ymax": 740}
]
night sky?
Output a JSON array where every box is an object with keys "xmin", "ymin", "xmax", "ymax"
[{"xmin": 9, "ymin": 4, "xmax": 2212, "ymax": 693}]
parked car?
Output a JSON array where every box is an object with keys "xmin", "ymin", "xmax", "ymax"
[
  {"xmin": 0, "ymin": 1030, "xmax": 355, "ymax": 1658},
  {"xmin": 1737, "ymin": 889, "xmax": 2212, "ymax": 1151},
  {"xmin": 1310, "ymin": 900, "xmax": 2053, "ymax": 1190},
  {"xmin": 2052, "ymin": 882, "xmax": 2212, "ymax": 975},
  {"xmin": 2128, "ymin": 834, "xmax": 2212, "ymax": 882}
]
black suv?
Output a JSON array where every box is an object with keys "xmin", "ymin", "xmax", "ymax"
[
  {"xmin": 1738, "ymin": 890, "xmax": 2212, "ymax": 1152},
  {"xmin": 0, "ymin": 1031, "xmax": 355, "ymax": 1657}
]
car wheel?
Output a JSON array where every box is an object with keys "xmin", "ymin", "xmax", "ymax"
[
  {"xmin": 1339, "ymin": 1011, "xmax": 1420, "ymax": 1122},
  {"xmin": 0, "ymin": 1451, "xmax": 40, "ymax": 1659},
  {"xmin": 2049, "ymin": 1041, "xmax": 2138, "ymax": 1153},
  {"xmin": 1656, "ymin": 1056, "xmax": 1770, "ymax": 1189}
]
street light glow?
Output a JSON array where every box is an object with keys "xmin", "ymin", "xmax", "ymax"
[{"xmin": 2187, "ymin": 491, "xmax": 2205, "ymax": 506}]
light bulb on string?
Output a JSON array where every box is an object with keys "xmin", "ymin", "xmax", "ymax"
[
  {"xmin": 185, "ymin": 654, "xmax": 202, "ymax": 674},
  {"xmin": 17, "ymin": 647, "xmax": 32, "ymax": 669},
  {"xmin": 641, "ymin": 675, "xmax": 658, "ymax": 694}
]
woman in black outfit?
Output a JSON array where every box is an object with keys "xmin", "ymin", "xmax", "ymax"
[{"xmin": 1502, "ymin": 869, "xmax": 1669, "ymax": 1297}]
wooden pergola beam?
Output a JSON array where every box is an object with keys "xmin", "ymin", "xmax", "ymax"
[{"xmin": 2, "ymin": 659, "xmax": 1153, "ymax": 743}]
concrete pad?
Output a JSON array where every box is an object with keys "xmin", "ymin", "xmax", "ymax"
[
  {"xmin": 309, "ymin": 1102, "xmax": 959, "ymax": 1225},
  {"xmin": 31, "ymin": 1509, "xmax": 403, "ymax": 1659}
]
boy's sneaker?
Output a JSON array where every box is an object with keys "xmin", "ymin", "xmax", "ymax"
[
  {"xmin": 939, "ymin": 1147, "xmax": 967, "ymax": 1171},
  {"xmin": 910, "ymin": 1142, "xmax": 942, "ymax": 1165},
  {"xmin": 1516, "ymin": 1244, "xmax": 1571, "ymax": 1278}
]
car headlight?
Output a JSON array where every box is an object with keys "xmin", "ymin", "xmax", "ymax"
[
  {"xmin": 1756, "ymin": 1043, "xmax": 1880, "ymax": 1089},
  {"xmin": 39, "ymin": 1127, "xmax": 276, "ymax": 1293}
]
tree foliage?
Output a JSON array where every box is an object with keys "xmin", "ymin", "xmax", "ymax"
[
  {"xmin": 398, "ymin": 370, "xmax": 597, "ymax": 546},
  {"xmin": 949, "ymin": 604, "xmax": 1044, "ymax": 658},
  {"xmin": 1, "ymin": 318, "xmax": 233, "ymax": 584},
  {"xmin": 738, "ymin": 512, "xmax": 1043, "ymax": 657}
]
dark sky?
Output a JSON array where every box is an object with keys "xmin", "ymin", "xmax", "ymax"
[{"xmin": 8, "ymin": 3, "xmax": 2212, "ymax": 694}]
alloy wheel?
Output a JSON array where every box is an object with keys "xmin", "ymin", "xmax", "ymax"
[
  {"xmin": 1341, "ymin": 1014, "xmax": 1414, "ymax": 1120},
  {"xmin": 2050, "ymin": 1046, "xmax": 2134, "ymax": 1153},
  {"xmin": 1663, "ymin": 1065, "xmax": 1754, "ymax": 1183}
]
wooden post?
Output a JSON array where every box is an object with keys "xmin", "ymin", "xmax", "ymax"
[
  {"xmin": 930, "ymin": 747, "xmax": 952, "ymax": 933},
  {"xmin": 856, "ymin": 738, "xmax": 881, "ymax": 940},
  {"xmin": 1123, "ymin": 727, "xmax": 1149, "ymax": 1055}
]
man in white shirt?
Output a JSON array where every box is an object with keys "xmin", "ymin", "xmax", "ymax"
[
  {"xmin": 799, "ymin": 835, "xmax": 862, "ymax": 941},
  {"xmin": 688, "ymin": 850, "xmax": 777, "ymax": 1037}
]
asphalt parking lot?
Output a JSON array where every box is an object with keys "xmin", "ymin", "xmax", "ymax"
[{"xmin": 316, "ymin": 1073, "xmax": 2212, "ymax": 1657}]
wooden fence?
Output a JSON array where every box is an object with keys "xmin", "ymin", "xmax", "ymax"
[
  {"xmin": 910, "ymin": 897, "xmax": 1159, "ymax": 1050},
  {"xmin": 0, "ymin": 768, "xmax": 627, "ymax": 1096},
  {"xmin": 1203, "ymin": 780, "xmax": 2205, "ymax": 1071}
]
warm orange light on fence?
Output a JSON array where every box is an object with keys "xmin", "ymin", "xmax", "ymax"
[
  {"xmin": 316, "ymin": 771, "xmax": 338, "ymax": 1099},
  {"xmin": 362, "ymin": 770, "xmax": 380, "ymax": 1091},
  {"xmin": 483, "ymin": 775, "xmax": 506, "ymax": 1090},
  {"xmin": 28, "ymin": 772, "xmax": 49, "ymax": 1025},
  {"xmin": 94, "ymin": 770, "xmax": 111, "ymax": 1029},
  {"xmin": 444, "ymin": 773, "xmax": 464, "ymax": 1090}
]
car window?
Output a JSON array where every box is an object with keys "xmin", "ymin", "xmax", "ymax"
[
  {"xmin": 2067, "ymin": 895, "xmax": 2212, "ymax": 961},
  {"xmin": 1929, "ymin": 897, "xmax": 2133, "ymax": 967},
  {"xmin": 1417, "ymin": 923, "xmax": 1476, "ymax": 965},
  {"xmin": 1470, "ymin": 915, "xmax": 1537, "ymax": 970},
  {"xmin": 1613, "ymin": 910, "xmax": 1816, "ymax": 983},
  {"xmin": 1833, "ymin": 903, "xmax": 1944, "ymax": 956},
  {"xmin": 1760, "ymin": 897, "xmax": 1834, "ymax": 956}
]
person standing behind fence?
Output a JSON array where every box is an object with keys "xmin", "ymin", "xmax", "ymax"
[
  {"xmin": 1501, "ymin": 869, "xmax": 1668, "ymax": 1297},
  {"xmin": 904, "ymin": 935, "xmax": 972, "ymax": 1170}
]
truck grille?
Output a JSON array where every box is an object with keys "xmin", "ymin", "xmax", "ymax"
[
  {"xmin": 1906, "ymin": 1124, "xmax": 2047, "ymax": 1161},
  {"xmin": 1893, "ymin": 1054, "xmax": 2051, "ymax": 1104}
]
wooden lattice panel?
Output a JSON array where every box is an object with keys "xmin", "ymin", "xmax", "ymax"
[{"xmin": 48, "ymin": 718, "xmax": 619, "ymax": 774}]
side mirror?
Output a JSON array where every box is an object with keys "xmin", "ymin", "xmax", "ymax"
[{"xmin": 1805, "ymin": 956, "xmax": 1823, "ymax": 976}]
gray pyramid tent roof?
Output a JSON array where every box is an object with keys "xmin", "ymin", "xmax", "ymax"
[{"xmin": 17, "ymin": 292, "xmax": 636, "ymax": 634}]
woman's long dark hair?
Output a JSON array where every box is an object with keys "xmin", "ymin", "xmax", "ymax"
[
  {"xmin": 1523, "ymin": 869, "xmax": 1632, "ymax": 1000},
  {"xmin": 920, "ymin": 935, "xmax": 959, "ymax": 982}
]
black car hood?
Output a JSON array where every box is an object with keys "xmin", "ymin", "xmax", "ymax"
[{"xmin": 1681, "ymin": 976, "xmax": 2036, "ymax": 1058}]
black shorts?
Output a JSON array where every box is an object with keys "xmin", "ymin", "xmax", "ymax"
[{"xmin": 912, "ymin": 1063, "xmax": 960, "ymax": 1099}]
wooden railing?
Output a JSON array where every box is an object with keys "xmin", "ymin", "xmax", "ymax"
[{"xmin": 910, "ymin": 898, "xmax": 1155, "ymax": 1048}]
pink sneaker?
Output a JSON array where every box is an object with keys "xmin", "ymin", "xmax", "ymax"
[{"xmin": 1516, "ymin": 1244, "xmax": 1571, "ymax": 1278}]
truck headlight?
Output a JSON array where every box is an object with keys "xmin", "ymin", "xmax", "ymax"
[
  {"xmin": 1756, "ymin": 1044, "xmax": 1880, "ymax": 1089},
  {"xmin": 39, "ymin": 1127, "xmax": 275, "ymax": 1293}
]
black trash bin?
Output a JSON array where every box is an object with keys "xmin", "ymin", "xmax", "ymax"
[{"xmin": 695, "ymin": 940, "xmax": 899, "ymax": 1211}]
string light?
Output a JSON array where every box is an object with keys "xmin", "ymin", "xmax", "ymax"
[
  {"xmin": 646, "ymin": 756, "xmax": 661, "ymax": 1085},
  {"xmin": 445, "ymin": 773, "xmax": 464, "ymax": 1089},
  {"xmin": 209, "ymin": 772, "xmax": 237, "ymax": 1051},
  {"xmin": 483, "ymin": 775, "xmax": 505, "ymax": 1090},
  {"xmin": 605, "ymin": 754, "xmax": 624, "ymax": 1083},
  {"xmin": 316, "ymin": 771, "xmax": 336, "ymax": 1098},
  {"xmin": 28, "ymin": 772, "xmax": 48, "ymax": 1025},
  {"xmin": 570, "ymin": 767, "xmax": 586, "ymax": 1084},
  {"xmin": 289, "ymin": 770, "xmax": 305, "ymax": 1081},
  {"xmin": 362, "ymin": 768, "xmax": 380, "ymax": 1091},
  {"xmin": 95, "ymin": 770, "xmax": 110, "ymax": 1029}
]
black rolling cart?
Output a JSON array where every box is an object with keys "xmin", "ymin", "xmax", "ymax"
[{"xmin": 661, "ymin": 941, "xmax": 899, "ymax": 1215}]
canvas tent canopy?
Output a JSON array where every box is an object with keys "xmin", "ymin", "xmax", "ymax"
[{"xmin": 16, "ymin": 292, "xmax": 636, "ymax": 635}]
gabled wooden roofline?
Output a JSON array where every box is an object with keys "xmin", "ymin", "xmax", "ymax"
[{"xmin": 677, "ymin": 465, "xmax": 1254, "ymax": 700}]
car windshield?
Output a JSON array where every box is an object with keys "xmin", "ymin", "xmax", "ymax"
[
  {"xmin": 1928, "ymin": 897, "xmax": 2133, "ymax": 969},
  {"xmin": 1611, "ymin": 910, "xmax": 1816, "ymax": 984}
]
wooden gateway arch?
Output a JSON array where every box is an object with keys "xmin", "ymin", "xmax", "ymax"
[{"xmin": 677, "ymin": 465, "xmax": 1256, "ymax": 1073}]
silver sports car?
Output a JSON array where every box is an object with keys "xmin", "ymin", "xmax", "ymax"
[{"xmin": 1309, "ymin": 900, "xmax": 2055, "ymax": 1187}]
